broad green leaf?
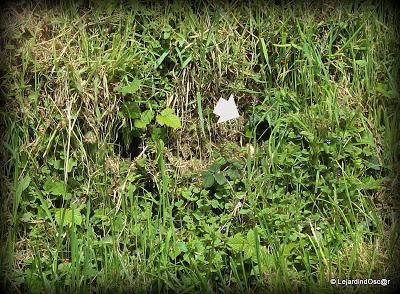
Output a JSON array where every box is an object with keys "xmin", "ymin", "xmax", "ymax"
[
  {"xmin": 134, "ymin": 109, "xmax": 153, "ymax": 129},
  {"xmin": 156, "ymin": 108, "xmax": 181, "ymax": 129},
  {"xmin": 118, "ymin": 79, "xmax": 141, "ymax": 94},
  {"xmin": 202, "ymin": 170, "xmax": 215, "ymax": 188},
  {"xmin": 226, "ymin": 168, "xmax": 240, "ymax": 180},
  {"xmin": 214, "ymin": 172, "xmax": 227, "ymax": 185},
  {"xmin": 283, "ymin": 242, "xmax": 296, "ymax": 256},
  {"xmin": 227, "ymin": 233, "xmax": 246, "ymax": 252},
  {"xmin": 55, "ymin": 208, "xmax": 82, "ymax": 226},
  {"xmin": 244, "ymin": 244, "xmax": 253, "ymax": 260},
  {"xmin": 44, "ymin": 180, "xmax": 67, "ymax": 196},
  {"xmin": 209, "ymin": 199, "xmax": 220, "ymax": 209}
]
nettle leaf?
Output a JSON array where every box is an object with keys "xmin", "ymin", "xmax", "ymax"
[
  {"xmin": 202, "ymin": 170, "xmax": 215, "ymax": 188},
  {"xmin": 117, "ymin": 79, "xmax": 142, "ymax": 94},
  {"xmin": 227, "ymin": 233, "xmax": 246, "ymax": 252},
  {"xmin": 214, "ymin": 172, "xmax": 227, "ymax": 185},
  {"xmin": 44, "ymin": 180, "xmax": 67, "ymax": 196},
  {"xmin": 226, "ymin": 168, "xmax": 240, "ymax": 180},
  {"xmin": 134, "ymin": 109, "xmax": 154, "ymax": 129},
  {"xmin": 209, "ymin": 199, "xmax": 220, "ymax": 209},
  {"xmin": 55, "ymin": 208, "xmax": 82, "ymax": 226},
  {"xmin": 156, "ymin": 108, "xmax": 181, "ymax": 129}
]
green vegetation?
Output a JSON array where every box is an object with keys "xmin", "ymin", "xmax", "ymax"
[{"xmin": 0, "ymin": 1, "xmax": 399, "ymax": 293}]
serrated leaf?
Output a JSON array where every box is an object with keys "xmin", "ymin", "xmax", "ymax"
[
  {"xmin": 156, "ymin": 108, "xmax": 181, "ymax": 129},
  {"xmin": 209, "ymin": 199, "xmax": 220, "ymax": 209},
  {"xmin": 226, "ymin": 168, "xmax": 240, "ymax": 180},
  {"xmin": 134, "ymin": 109, "xmax": 154, "ymax": 129},
  {"xmin": 55, "ymin": 208, "xmax": 82, "ymax": 226},
  {"xmin": 118, "ymin": 79, "xmax": 142, "ymax": 94},
  {"xmin": 227, "ymin": 233, "xmax": 246, "ymax": 252},
  {"xmin": 214, "ymin": 172, "xmax": 227, "ymax": 185},
  {"xmin": 43, "ymin": 180, "xmax": 67, "ymax": 196},
  {"xmin": 209, "ymin": 162, "xmax": 221, "ymax": 173},
  {"xmin": 202, "ymin": 170, "xmax": 215, "ymax": 188}
]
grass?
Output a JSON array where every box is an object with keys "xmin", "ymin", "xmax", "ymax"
[{"xmin": 0, "ymin": 1, "xmax": 399, "ymax": 293}]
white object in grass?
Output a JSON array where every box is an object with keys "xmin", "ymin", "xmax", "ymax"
[{"xmin": 213, "ymin": 94, "xmax": 240, "ymax": 123}]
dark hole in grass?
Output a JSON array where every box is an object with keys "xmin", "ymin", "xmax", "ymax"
[
  {"xmin": 255, "ymin": 119, "xmax": 271, "ymax": 142},
  {"xmin": 287, "ymin": 184, "xmax": 294, "ymax": 194},
  {"xmin": 245, "ymin": 78, "xmax": 263, "ymax": 92},
  {"xmin": 114, "ymin": 130, "xmax": 142, "ymax": 159},
  {"xmin": 252, "ymin": 63, "xmax": 261, "ymax": 73},
  {"xmin": 384, "ymin": 216, "xmax": 392, "ymax": 227},
  {"xmin": 158, "ymin": 56, "xmax": 176, "ymax": 75},
  {"xmin": 53, "ymin": 198, "xmax": 63, "ymax": 208}
]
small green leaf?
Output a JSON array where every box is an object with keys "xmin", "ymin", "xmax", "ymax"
[
  {"xmin": 21, "ymin": 212, "xmax": 34, "ymax": 222},
  {"xmin": 209, "ymin": 199, "xmax": 220, "ymax": 209},
  {"xmin": 355, "ymin": 60, "xmax": 367, "ymax": 67},
  {"xmin": 19, "ymin": 175, "xmax": 31, "ymax": 193},
  {"xmin": 155, "ymin": 51, "xmax": 169, "ymax": 68},
  {"xmin": 134, "ymin": 110, "xmax": 154, "ymax": 129},
  {"xmin": 178, "ymin": 241, "xmax": 188, "ymax": 252},
  {"xmin": 283, "ymin": 242, "xmax": 296, "ymax": 256},
  {"xmin": 156, "ymin": 108, "xmax": 181, "ymax": 129},
  {"xmin": 226, "ymin": 168, "xmax": 240, "ymax": 180}
]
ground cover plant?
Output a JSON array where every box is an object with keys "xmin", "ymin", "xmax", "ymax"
[{"xmin": 0, "ymin": 0, "xmax": 399, "ymax": 293}]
